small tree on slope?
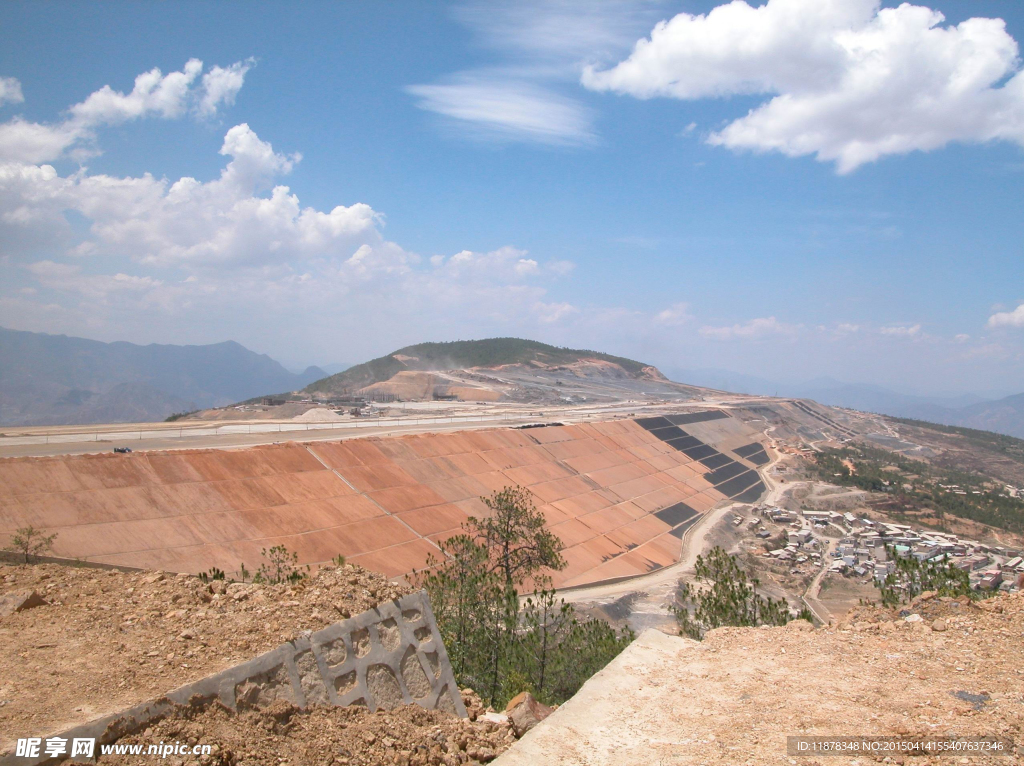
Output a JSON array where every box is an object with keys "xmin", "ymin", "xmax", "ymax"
[{"xmin": 673, "ymin": 547, "xmax": 799, "ymax": 640}]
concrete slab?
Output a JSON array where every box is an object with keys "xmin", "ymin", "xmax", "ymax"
[{"xmin": 493, "ymin": 630, "xmax": 694, "ymax": 766}]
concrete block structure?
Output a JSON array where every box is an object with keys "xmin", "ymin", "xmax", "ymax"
[{"xmin": 1, "ymin": 590, "xmax": 464, "ymax": 765}]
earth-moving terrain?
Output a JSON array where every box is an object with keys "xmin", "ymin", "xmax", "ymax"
[
  {"xmin": 0, "ymin": 411, "xmax": 770, "ymax": 588},
  {"xmin": 3, "ymin": 388, "xmax": 1024, "ymax": 765}
]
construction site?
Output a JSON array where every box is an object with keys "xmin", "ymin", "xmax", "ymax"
[
  {"xmin": 0, "ymin": 407, "xmax": 769, "ymax": 588},
  {"xmin": 2, "ymin": 394, "xmax": 1022, "ymax": 765}
]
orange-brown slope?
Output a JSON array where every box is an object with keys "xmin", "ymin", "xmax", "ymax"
[{"xmin": 0, "ymin": 419, "xmax": 759, "ymax": 588}]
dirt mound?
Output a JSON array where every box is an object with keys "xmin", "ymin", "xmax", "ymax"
[
  {"xmin": 98, "ymin": 693, "xmax": 514, "ymax": 766},
  {"xmin": 0, "ymin": 562, "xmax": 411, "ymax": 750},
  {"xmin": 293, "ymin": 408, "xmax": 344, "ymax": 422}
]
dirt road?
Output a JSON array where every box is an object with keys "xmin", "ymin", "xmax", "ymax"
[{"xmin": 801, "ymin": 538, "xmax": 836, "ymax": 624}]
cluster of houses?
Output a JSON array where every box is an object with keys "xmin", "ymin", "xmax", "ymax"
[
  {"xmin": 752, "ymin": 506, "xmax": 1023, "ymax": 593},
  {"xmin": 936, "ymin": 482, "xmax": 1023, "ymax": 500}
]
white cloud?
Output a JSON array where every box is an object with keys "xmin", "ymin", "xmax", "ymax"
[
  {"xmin": 988, "ymin": 303, "xmax": 1024, "ymax": 328},
  {"xmin": 0, "ymin": 66, "xmax": 581, "ymax": 340},
  {"xmin": 406, "ymin": 76, "xmax": 595, "ymax": 146},
  {"xmin": 654, "ymin": 302, "xmax": 692, "ymax": 327},
  {"xmin": 0, "ymin": 118, "xmax": 86, "ymax": 165},
  {"xmin": 454, "ymin": 0, "xmax": 663, "ymax": 63},
  {"xmin": 880, "ymin": 323, "xmax": 922, "ymax": 337},
  {"xmin": 1, "ymin": 104, "xmax": 585, "ymax": 343},
  {"xmin": 0, "ymin": 76, "xmax": 24, "ymax": 106},
  {"xmin": 583, "ymin": 0, "xmax": 1024, "ymax": 172},
  {"xmin": 536, "ymin": 301, "xmax": 578, "ymax": 323},
  {"xmin": 699, "ymin": 316, "xmax": 796, "ymax": 340},
  {"xmin": 0, "ymin": 124, "xmax": 381, "ymax": 269},
  {"xmin": 0, "ymin": 59, "xmax": 252, "ymax": 164},
  {"xmin": 954, "ymin": 333, "xmax": 970, "ymax": 343},
  {"xmin": 836, "ymin": 322, "xmax": 860, "ymax": 333},
  {"xmin": 429, "ymin": 246, "xmax": 560, "ymax": 282},
  {"xmin": 199, "ymin": 59, "xmax": 254, "ymax": 117},
  {"xmin": 70, "ymin": 59, "xmax": 204, "ymax": 125}
]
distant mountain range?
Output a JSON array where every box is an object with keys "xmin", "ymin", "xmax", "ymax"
[
  {"xmin": 0, "ymin": 327, "xmax": 325, "ymax": 426},
  {"xmin": 5, "ymin": 327, "xmax": 1020, "ymax": 438},
  {"xmin": 665, "ymin": 367, "xmax": 1024, "ymax": 439},
  {"xmin": 304, "ymin": 338, "xmax": 662, "ymax": 395}
]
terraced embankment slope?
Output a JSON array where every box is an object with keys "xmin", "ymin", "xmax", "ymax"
[{"xmin": 0, "ymin": 412, "xmax": 769, "ymax": 588}]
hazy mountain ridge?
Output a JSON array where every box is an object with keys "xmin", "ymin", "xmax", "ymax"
[
  {"xmin": 665, "ymin": 367, "xmax": 1023, "ymax": 439},
  {"xmin": 0, "ymin": 327, "xmax": 326, "ymax": 426},
  {"xmin": 791, "ymin": 381, "xmax": 1024, "ymax": 439}
]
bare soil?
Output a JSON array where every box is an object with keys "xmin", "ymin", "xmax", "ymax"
[
  {"xmin": 0, "ymin": 563, "xmax": 411, "ymax": 750},
  {"xmin": 816, "ymin": 572, "xmax": 880, "ymax": 615},
  {"xmin": 98, "ymin": 691, "xmax": 514, "ymax": 766}
]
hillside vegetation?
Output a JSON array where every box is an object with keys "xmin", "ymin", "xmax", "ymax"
[
  {"xmin": 890, "ymin": 416, "xmax": 1024, "ymax": 464},
  {"xmin": 304, "ymin": 338, "xmax": 655, "ymax": 394},
  {"xmin": 813, "ymin": 444, "xmax": 1024, "ymax": 533}
]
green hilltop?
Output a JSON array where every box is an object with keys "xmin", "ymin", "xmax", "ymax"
[{"xmin": 303, "ymin": 338, "xmax": 654, "ymax": 394}]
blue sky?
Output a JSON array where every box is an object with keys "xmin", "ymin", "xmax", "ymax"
[{"xmin": 1, "ymin": 0, "xmax": 1022, "ymax": 396}]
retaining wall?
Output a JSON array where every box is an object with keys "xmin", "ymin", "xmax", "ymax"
[{"xmin": 1, "ymin": 590, "xmax": 465, "ymax": 765}]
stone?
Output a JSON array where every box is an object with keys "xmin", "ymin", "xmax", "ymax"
[
  {"xmin": 903, "ymin": 614, "xmax": 923, "ymax": 623},
  {"xmin": 226, "ymin": 583, "xmax": 251, "ymax": 601},
  {"xmin": 931, "ymin": 619, "xmax": 947, "ymax": 632},
  {"xmin": 504, "ymin": 692, "xmax": 554, "ymax": 737},
  {"xmin": 0, "ymin": 589, "xmax": 48, "ymax": 618}
]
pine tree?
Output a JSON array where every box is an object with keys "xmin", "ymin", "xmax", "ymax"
[
  {"xmin": 419, "ymin": 486, "xmax": 633, "ymax": 708},
  {"xmin": 673, "ymin": 547, "xmax": 795, "ymax": 639}
]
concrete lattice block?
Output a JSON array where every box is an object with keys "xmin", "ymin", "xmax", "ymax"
[{"xmin": 0, "ymin": 590, "xmax": 465, "ymax": 766}]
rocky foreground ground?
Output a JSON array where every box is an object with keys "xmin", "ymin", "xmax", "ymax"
[
  {"xmin": 0, "ymin": 562, "xmax": 411, "ymax": 752},
  {"xmin": 99, "ymin": 690, "xmax": 514, "ymax": 766},
  {"xmin": 3, "ymin": 561, "xmax": 1023, "ymax": 766},
  {"xmin": 496, "ymin": 592, "xmax": 1024, "ymax": 766}
]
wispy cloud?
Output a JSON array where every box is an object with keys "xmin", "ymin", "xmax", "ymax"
[
  {"xmin": 654, "ymin": 302, "xmax": 692, "ymax": 327},
  {"xmin": 0, "ymin": 76, "xmax": 24, "ymax": 106},
  {"xmin": 407, "ymin": 1, "xmax": 662, "ymax": 146},
  {"xmin": 406, "ymin": 76, "xmax": 595, "ymax": 146},
  {"xmin": 880, "ymin": 323, "xmax": 923, "ymax": 338},
  {"xmin": 699, "ymin": 316, "xmax": 798, "ymax": 340}
]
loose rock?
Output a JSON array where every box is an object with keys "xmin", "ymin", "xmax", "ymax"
[{"xmin": 504, "ymin": 692, "xmax": 554, "ymax": 738}]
